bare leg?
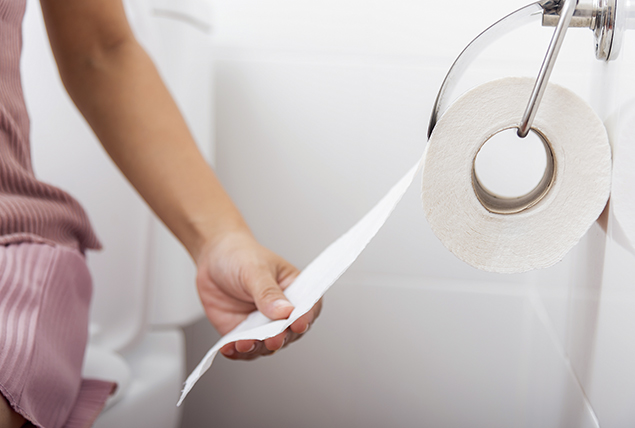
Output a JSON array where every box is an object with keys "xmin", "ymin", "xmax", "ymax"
[{"xmin": 0, "ymin": 395, "xmax": 26, "ymax": 428}]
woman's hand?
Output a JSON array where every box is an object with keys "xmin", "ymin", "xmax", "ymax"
[{"xmin": 196, "ymin": 231, "xmax": 322, "ymax": 360}]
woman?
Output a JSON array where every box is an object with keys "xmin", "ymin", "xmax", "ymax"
[{"xmin": 0, "ymin": 0, "xmax": 321, "ymax": 427}]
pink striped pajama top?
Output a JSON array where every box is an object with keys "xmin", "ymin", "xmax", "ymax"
[{"xmin": 0, "ymin": 0, "xmax": 101, "ymax": 253}]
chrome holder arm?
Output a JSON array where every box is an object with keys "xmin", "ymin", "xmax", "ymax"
[
  {"xmin": 427, "ymin": 2, "xmax": 546, "ymax": 139},
  {"xmin": 518, "ymin": 0, "xmax": 578, "ymax": 138},
  {"xmin": 427, "ymin": 0, "xmax": 619, "ymax": 140}
]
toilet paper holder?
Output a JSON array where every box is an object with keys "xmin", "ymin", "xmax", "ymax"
[{"xmin": 428, "ymin": 0, "xmax": 619, "ymax": 139}]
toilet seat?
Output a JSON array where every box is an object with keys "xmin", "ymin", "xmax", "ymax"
[
  {"xmin": 82, "ymin": 344, "xmax": 132, "ymax": 412},
  {"xmin": 91, "ymin": 330, "xmax": 185, "ymax": 428}
]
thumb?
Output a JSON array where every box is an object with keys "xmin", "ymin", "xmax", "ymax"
[{"xmin": 245, "ymin": 267, "xmax": 295, "ymax": 320}]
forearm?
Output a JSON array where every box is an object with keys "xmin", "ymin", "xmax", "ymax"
[{"xmin": 54, "ymin": 37, "xmax": 248, "ymax": 260}]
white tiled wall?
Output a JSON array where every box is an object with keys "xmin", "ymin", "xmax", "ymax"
[{"xmin": 182, "ymin": 1, "xmax": 635, "ymax": 427}]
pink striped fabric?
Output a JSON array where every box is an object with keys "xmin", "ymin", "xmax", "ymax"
[
  {"xmin": 0, "ymin": 0, "xmax": 101, "ymax": 253},
  {"xmin": 1, "ymin": 2, "xmax": 116, "ymax": 425},
  {"xmin": 0, "ymin": 242, "xmax": 114, "ymax": 428}
]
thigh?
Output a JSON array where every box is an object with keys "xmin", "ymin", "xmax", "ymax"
[
  {"xmin": 0, "ymin": 395, "xmax": 25, "ymax": 428},
  {"xmin": 0, "ymin": 242, "xmax": 94, "ymax": 428}
]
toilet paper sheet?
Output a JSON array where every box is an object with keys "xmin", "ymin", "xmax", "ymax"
[
  {"xmin": 178, "ymin": 77, "xmax": 611, "ymax": 405},
  {"xmin": 178, "ymin": 160, "xmax": 423, "ymax": 405}
]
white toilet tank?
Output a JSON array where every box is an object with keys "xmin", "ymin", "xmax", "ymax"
[{"xmin": 124, "ymin": 0, "xmax": 215, "ymax": 332}]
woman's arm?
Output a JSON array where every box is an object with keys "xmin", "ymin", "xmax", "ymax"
[
  {"xmin": 39, "ymin": 0, "xmax": 320, "ymax": 357},
  {"xmin": 40, "ymin": 0, "xmax": 233, "ymax": 261}
]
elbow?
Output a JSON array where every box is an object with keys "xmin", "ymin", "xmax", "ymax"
[{"xmin": 56, "ymin": 31, "xmax": 139, "ymax": 90}]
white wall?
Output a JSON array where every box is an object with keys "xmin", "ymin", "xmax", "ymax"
[{"xmin": 182, "ymin": 1, "xmax": 635, "ymax": 427}]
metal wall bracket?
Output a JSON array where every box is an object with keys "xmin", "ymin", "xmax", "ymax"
[{"xmin": 542, "ymin": 0, "xmax": 618, "ymax": 60}]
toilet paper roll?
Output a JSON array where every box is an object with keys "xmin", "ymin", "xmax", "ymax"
[
  {"xmin": 178, "ymin": 77, "xmax": 611, "ymax": 404},
  {"xmin": 423, "ymin": 77, "xmax": 612, "ymax": 273}
]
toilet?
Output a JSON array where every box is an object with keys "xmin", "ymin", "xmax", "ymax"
[{"xmin": 21, "ymin": 0, "xmax": 215, "ymax": 426}]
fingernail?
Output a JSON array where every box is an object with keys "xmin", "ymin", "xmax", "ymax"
[
  {"xmin": 300, "ymin": 323, "xmax": 310, "ymax": 334},
  {"xmin": 273, "ymin": 299, "xmax": 294, "ymax": 312},
  {"xmin": 246, "ymin": 343, "xmax": 257, "ymax": 353},
  {"xmin": 222, "ymin": 348, "xmax": 235, "ymax": 357}
]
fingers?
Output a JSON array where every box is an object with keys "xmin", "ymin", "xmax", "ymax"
[
  {"xmin": 220, "ymin": 341, "xmax": 266, "ymax": 361},
  {"xmin": 219, "ymin": 300, "xmax": 323, "ymax": 361},
  {"xmin": 289, "ymin": 312, "xmax": 311, "ymax": 334},
  {"xmin": 220, "ymin": 334, "xmax": 286, "ymax": 361},
  {"xmin": 235, "ymin": 340, "xmax": 257, "ymax": 353},
  {"xmin": 219, "ymin": 329, "xmax": 296, "ymax": 361},
  {"xmin": 263, "ymin": 331, "xmax": 287, "ymax": 351},
  {"xmin": 290, "ymin": 299, "xmax": 323, "ymax": 334},
  {"xmin": 243, "ymin": 268, "xmax": 295, "ymax": 321}
]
